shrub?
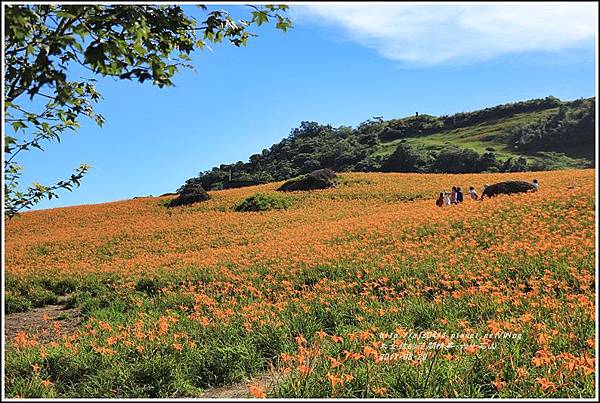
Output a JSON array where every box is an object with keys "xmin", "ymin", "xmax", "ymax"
[
  {"xmin": 382, "ymin": 143, "xmax": 433, "ymax": 173},
  {"xmin": 355, "ymin": 154, "xmax": 385, "ymax": 172},
  {"xmin": 28, "ymin": 287, "xmax": 59, "ymax": 308},
  {"xmin": 5, "ymin": 292, "xmax": 32, "ymax": 313},
  {"xmin": 235, "ymin": 193, "xmax": 291, "ymax": 212},
  {"xmin": 39, "ymin": 278, "xmax": 79, "ymax": 295},
  {"xmin": 135, "ymin": 278, "xmax": 164, "ymax": 297},
  {"xmin": 433, "ymin": 146, "xmax": 482, "ymax": 173}
]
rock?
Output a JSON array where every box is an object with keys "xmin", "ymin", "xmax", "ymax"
[
  {"xmin": 167, "ymin": 184, "xmax": 210, "ymax": 207},
  {"xmin": 277, "ymin": 168, "xmax": 337, "ymax": 192},
  {"xmin": 482, "ymin": 181, "xmax": 535, "ymax": 199}
]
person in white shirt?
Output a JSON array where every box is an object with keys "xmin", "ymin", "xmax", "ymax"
[
  {"xmin": 532, "ymin": 179, "xmax": 539, "ymax": 191},
  {"xmin": 444, "ymin": 192, "xmax": 451, "ymax": 206},
  {"xmin": 469, "ymin": 186, "xmax": 478, "ymax": 200}
]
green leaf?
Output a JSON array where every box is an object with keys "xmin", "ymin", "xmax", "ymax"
[
  {"xmin": 55, "ymin": 10, "xmax": 77, "ymax": 19},
  {"xmin": 11, "ymin": 121, "xmax": 27, "ymax": 132},
  {"xmin": 252, "ymin": 11, "xmax": 269, "ymax": 26},
  {"xmin": 5, "ymin": 135, "xmax": 17, "ymax": 145},
  {"xmin": 4, "ymin": 135, "xmax": 17, "ymax": 153}
]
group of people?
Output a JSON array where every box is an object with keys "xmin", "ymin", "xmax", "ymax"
[
  {"xmin": 435, "ymin": 186, "xmax": 470, "ymax": 207},
  {"xmin": 435, "ymin": 179, "xmax": 539, "ymax": 207}
]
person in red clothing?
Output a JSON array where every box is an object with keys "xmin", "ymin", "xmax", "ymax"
[{"xmin": 436, "ymin": 192, "xmax": 444, "ymax": 207}]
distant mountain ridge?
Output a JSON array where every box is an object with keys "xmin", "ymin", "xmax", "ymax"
[{"xmin": 182, "ymin": 96, "xmax": 595, "ymax": 191}]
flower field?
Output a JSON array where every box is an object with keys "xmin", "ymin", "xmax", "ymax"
[{"xmin": 3, "ymin": 169, "xmax": 596, "ymax": 398}]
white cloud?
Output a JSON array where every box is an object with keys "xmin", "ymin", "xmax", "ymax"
[{"xmin": 292, "ymin": 3, "xmax": 597, "ymax": 65}]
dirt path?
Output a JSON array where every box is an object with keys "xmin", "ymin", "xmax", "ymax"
[
  {"xmin": 4, "ymin": 303, "xmax": 82, "ymax": 344},
  {"xmin": 199, "ymin": 371, "xmax": 277, "ymax": 398}
]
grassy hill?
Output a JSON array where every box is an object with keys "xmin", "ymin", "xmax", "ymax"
[
  {"xmin": 184, "ymin": 96, "xmax": 594, "ymax": 191},
  {"xmin": 5, "ymin": 169, "xmax": 595, "ymax": 398},
  {"xmin": 382, "ymin": 108, "xmax": 587, "ymax": 163}
]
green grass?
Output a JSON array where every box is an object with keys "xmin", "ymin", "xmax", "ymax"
[{"xmin": 374, "ymin": 107, "xmax": 591, "ymax": 170}]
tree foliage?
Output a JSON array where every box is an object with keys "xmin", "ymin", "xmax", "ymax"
[
  {"xmin": 509, "ymin": 99, "xmax": 595, "ymax": 154},
  {"xmin": 4, "ymin": 4, "xmax": 291, "ymax": 218},
  {"xmin": 381, "ymin": 143, "xmax": 433, "ymax": 173}
]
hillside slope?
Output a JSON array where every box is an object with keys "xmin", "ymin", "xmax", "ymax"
[
  {"xmin": 184, "ymin": 96, "xmax": 594, "ymax": 191},
  {"xmin": 5, "ymin": 169, "xmax": 595, "ymax": 398}
]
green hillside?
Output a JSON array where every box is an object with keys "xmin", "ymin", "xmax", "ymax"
[{"xmin": 183, "ymin": 96, "xmax": 595, "ymax": 190}]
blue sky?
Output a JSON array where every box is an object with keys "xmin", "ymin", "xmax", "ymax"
[{"xmin": 9, "ymin": 3, "xmax": 597, "ymax": 211}]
